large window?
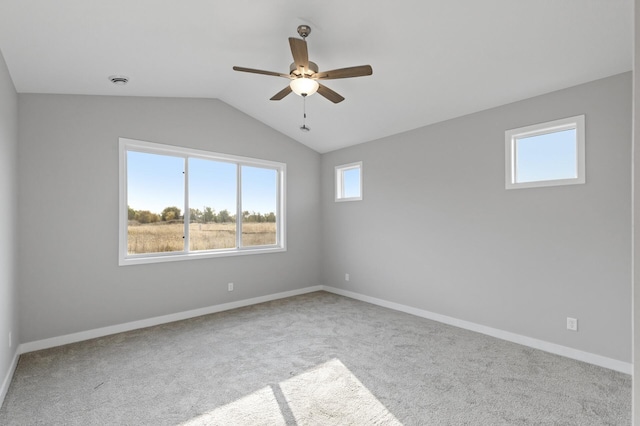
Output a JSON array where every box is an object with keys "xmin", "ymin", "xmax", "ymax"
[
  {"xmin": 119, "ymin": 138, "xmax": 286, "ymax": 265},
  {"xmin": 505, "ymin": 115, "xmax": 585, "ymax": 189}
]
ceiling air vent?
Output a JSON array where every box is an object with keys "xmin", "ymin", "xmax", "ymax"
[{"xmin": 108, "ymin": 75, "xmax": 129, "ymax": 85}]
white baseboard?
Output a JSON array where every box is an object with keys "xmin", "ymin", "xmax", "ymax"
[
  {"xmin": 1, "ymin": 348, "xmax": 20, "ymax": 409},
  {"xmin": 13, "ymin": 283, "xmax": 631, "ymax": 379},
  {"xmin": 19, "ymin": 286, "xmax": 323, "ymax": 355},
  {"xmin": 321, "ymin": 286, "xmax": 632, "ymax": 374}
]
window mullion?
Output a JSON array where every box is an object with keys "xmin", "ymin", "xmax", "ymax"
[
  {"xmin": 511, "ymin": 138, "xmax": 517, "ymax": 184},
  {"xmin": 236, "ymin": 164, "xmax": 242, "ymax": 249},
  {"xmin": 183, "ymin": 157, "xmax": 189, "ymax": 253},
  {"xmin": 275, "ymin": 170, "xmax": 280, "ymax": 246}
]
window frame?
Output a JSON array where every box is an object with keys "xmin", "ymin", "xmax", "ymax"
[
  {"xmin": 505, "ymin": 115, "xmax": 585, "ymax": 190},
  {"xmin": 335, "ymin": 161, "xmax": 363, "ymax": 202},
  {"xmin": 119, "ymin": 138, "xmax": 286, "ymax": 266}
]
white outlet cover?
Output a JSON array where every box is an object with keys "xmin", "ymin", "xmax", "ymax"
[{"xmin": 567, "ymin": 317, "xmax": 578, "ymax": 331}]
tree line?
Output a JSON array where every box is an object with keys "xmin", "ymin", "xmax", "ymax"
[{"xmin": 128, "ymin": 206, "xmax": 276, "ymax": 224}]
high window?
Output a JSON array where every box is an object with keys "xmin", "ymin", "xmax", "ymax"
[
  {"xmin": 119, "ymin": 138, "xmax": 286, "ymax": 265},
  {"xmin": 505, "ymin": 115, "xmax": 585, "ymax": 189},
  {"xmin": 335, "ymin": 162, "xmax": 363, "ymax": 201}
]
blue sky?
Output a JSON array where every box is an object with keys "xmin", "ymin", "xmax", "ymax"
[
  {"xmin": 343, "ymin": 168, "xmax": 361, "ymax": 198},
  {"xmin": 127, "ymin": 151, "xmax": 277, "ymax": 216},
  {"xmin": 515, "ymin": 129, "xmax": 577, "ymax": 183}
]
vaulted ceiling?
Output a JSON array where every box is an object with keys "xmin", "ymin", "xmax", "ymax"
[{"xmin": 0, "ymin": 0, "xmax": 632, "ymax": 153}]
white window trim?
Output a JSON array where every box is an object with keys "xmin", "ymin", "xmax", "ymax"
[
  {"xmin": 119, "ymin": 138, "xmax": 286, "ymax": 266},
  {"xmin": 505, "ymin": 115, "xmax": 585, "ymax": 190},
  {"xmin": 335, "ymin": 161, "xmax": 363, "ymax": 202}
]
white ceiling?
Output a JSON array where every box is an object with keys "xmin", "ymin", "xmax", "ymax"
[{"xmin": 0, "ymin": 0, "xmax": 632, "ymax": 153}]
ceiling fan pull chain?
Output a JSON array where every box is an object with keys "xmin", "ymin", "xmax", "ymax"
[{"xmin": 300, "ymin": 94, "xmax": 310, "ymax": 132}]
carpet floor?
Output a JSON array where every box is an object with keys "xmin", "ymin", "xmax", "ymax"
[{"xmin": 0, "ymin": 291, "xmax": 631, "ymax": 425}]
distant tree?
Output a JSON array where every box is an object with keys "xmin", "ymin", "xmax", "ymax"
[
  {"xmin": 135, "ymin": 210, "xmax": 159, "ymax": 224},
  {"xmin": 128, "ymin": 206, "xmax": 136, "ymax": 220},
  {"xmin": 217, "ymin": 209, "xmax": 231, "ymax": 223},
  {"xmin": 242, "ymin": 211, "xmax": 250, "ymax": 221},
  {"xmin": 265, "ymin": 212, "xmax": 276, "ymax": 223},
  {"xmin": 247, "ymin": 211, "xmax": 265, "ymax": 223},
  {"xmin": 203, "ymin": 207, "xmax": 215, "ymax": 223},
  {"xmin": 161, "ymin": 206, "xmax": 181, "ymax": 222},
  {"xmin": 189, "ymin": 208, "xmax": 203, "ymax": 223}
]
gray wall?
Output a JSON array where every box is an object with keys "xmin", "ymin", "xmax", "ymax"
[
  {"xmin": 321, "ymin": 73, "xmax": 632, "ymax": 363},
  {"xmin": 11, "ymin": 73, "xmax": 633, "ymax": 367},
  {"xmin": 17, "ymin": 94, "xmax": 321, "ymax": 342},
  {"xmin": 633, "ymin": 0, "xmax": 639, "ymax": 420},
  {"xmin": 0, "ymin": 50, "xmax": 18, "ymax": 390}
]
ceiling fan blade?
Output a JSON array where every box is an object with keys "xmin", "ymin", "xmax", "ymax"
[
  {"xmin": 233, "ymin": 66, "xmax": 290, "ymax": 78},
  {"xmin": 288, "ymin": 38, "xmax": 309, "ymax": 73},
  {"xmin": 317, "ymin": 84, "xmax": 345, "ymax": 104},
  {"xmin": 313, "ymin": 65, "xmax": 373, "ymax": 80},
  {"xmin": 270, "ymin": 86, "xmax": 292, "ymax": 101}
]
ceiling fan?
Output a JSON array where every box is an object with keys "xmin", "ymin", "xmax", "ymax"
[{"xmin": 233, "ymin": 25, "xmax": 373, "ymax": 104}]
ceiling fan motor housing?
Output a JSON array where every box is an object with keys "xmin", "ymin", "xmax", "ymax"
[{"xmin": 289, "ymin": 61, "xmax": 318, "ymax": 77}]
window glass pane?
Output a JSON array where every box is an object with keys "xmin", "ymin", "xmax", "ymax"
[
  {"xmin": 241, "ymin": 166, "xmax": 277, "ymax": 247},
  {"xmin": 127, "ymin": 151, "xmax": 184, "ymax": 254},
  {"xmin": 515, "ymin": 129, "xmax": 577, "ymax": 183},
  {"xmin": 343, "ymin": 167, "xmax": 361, "ymax": 198},
  {"xmin": 188, "ymin": 158, "xmax": 237, "ymax": 251}
]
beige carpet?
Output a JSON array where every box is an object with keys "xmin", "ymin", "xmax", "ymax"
[{"xmin": 0, "ymin": 291, "xmax": 631, "ymax": 425}]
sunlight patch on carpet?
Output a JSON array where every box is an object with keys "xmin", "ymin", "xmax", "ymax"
[
  {"xmin": 180, "ymin": 386, "xmax": 286, "ymax": 425},
  {"xmin": 180, "ymin": 358, "xmax": 400, "ymax": 425},
  {"xmin": 280, "ymin": 358, "xmax": 402, "ymax": 425}
]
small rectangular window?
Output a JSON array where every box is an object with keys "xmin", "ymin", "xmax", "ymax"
[
  {"xmin": 335, "ymin": 162, "xmax": 363, "ymax": 202},
  {"xmin": 119, "ymin": 138, "xmax": 286, "ymax": 265},
  {"xmin": 505, "ymin": 115, "xmax": 585, "ymax": 189}
]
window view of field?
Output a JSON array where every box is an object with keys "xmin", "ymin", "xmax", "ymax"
[
  {"xmin": 125, "ymin": 148, "xmax": 280, "ymax": 257},
  {"xmin": 128, "ymin": 206, "xmax": 276, "ymax": 254}
]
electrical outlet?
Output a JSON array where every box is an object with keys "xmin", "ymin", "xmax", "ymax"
[
  {"xmin": 228, "ymin": 282, "xmax": 234, "ymax": 292},
  {"xmin": 345, "ymin": 273, "xmax": 350, "ymax": 281},
  {"xmin": 567, "ymin": 317, "xmax": 578, "ymax": 331}
]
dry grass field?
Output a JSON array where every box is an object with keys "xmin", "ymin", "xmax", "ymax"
[{"xmin": 128, "ymin": 222, "xmax": 276, "ymax": 254}]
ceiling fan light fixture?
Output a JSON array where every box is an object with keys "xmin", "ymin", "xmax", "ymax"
[
  {"xmin": 233, "ymin": 25, "xmax": 372, "ymax": 104},
  {"xmin": 290, "ymin": 77, "xmax": 319, "ymax": 96}
]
